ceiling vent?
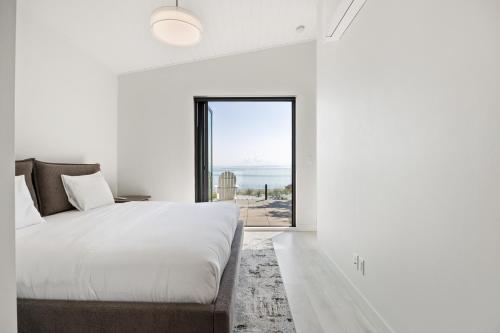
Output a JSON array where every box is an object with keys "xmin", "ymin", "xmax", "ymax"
[{"xmin": 326, "ymin": 0, "xmax": 367, "ymax": 41}]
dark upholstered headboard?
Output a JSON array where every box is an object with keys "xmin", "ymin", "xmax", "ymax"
[
  {"xmin": 34, "ymin": 161, "xmax": 101, "ymax": 217},
  {"xmin": 15, "ymin": 158, "xmax": 39, "ymax": 210}
]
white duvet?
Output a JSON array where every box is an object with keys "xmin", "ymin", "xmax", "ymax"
[{"xmin": 16, "ymin": 201, "xmax": 239, "ymax": 304}]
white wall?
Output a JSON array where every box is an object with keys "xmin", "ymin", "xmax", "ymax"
[
  {"xmin": 317, "ymin": 0, "xmax": 500, "ymax": 332},
  {"xmin": 15, "ymin": 2, "xmax": 118, "ymax": 192},
  {"xmin": 0, "ymin": 0, "xmax": 17, "ymax": 331},
  {"xmin": 119, "ymin": 42, "xmax": 317, "ymax": 229}
]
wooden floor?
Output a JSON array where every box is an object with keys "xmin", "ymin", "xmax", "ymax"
[{"xmin": 244, "ymin": 231, "xmax": 378, "ymax": 333}]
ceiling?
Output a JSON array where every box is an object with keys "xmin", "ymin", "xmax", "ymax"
[{"xmin": 20, "ymin": 0, "xmax": 318, "ymax": 74}]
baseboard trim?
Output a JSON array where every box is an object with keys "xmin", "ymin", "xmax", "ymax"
[
  {"xmin": 294, "ymin": 224, "xmax": 317, "ymax": 231},
  {"xmin": 318, "ymin": 246, "xmax": 394, "ymax": 333}
]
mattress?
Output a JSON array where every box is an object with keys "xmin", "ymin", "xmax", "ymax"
[{"xmin": 16, "ymin": 201, "xmax": 239, "ymax": 304}]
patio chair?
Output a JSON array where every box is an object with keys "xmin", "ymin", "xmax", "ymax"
[{"xmin": 216, "ymin": 171, "xmax": 238, "ymax": 201}]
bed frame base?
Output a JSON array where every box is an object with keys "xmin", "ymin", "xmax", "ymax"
[{"xmin": 18, "ymin": 222, "xmax": 244, "ymax": 333}]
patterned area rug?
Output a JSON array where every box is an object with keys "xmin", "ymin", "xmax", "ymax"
[{"xmin": 233, "ymin": 236, "xmax": 296, "ymax": 333}]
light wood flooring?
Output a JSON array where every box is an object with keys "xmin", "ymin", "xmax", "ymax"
[{"xmin": 244, "ymin": 231, "xmax": 379, "ymax": 333}]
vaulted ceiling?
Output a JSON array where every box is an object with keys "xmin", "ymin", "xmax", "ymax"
[{"xmin": 20, "ymin": 0, "xmax": 318, "ymax": 74}]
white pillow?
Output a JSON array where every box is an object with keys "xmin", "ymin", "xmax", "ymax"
[
  {"xmin": 61, "ymin": 171, "xmax": 114, "ymax": 211},
  {"xmin": 15, "ymin": 175, "xmax": 45, "ymax": 229}
]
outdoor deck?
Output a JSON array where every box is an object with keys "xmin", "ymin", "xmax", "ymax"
[{"xmin": 236, "ymin": 196, "xmax": 292, "ymax": 227}]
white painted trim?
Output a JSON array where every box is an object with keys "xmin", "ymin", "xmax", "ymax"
[
  {"xmin": 294, "ymin": 224, "xmax": 317, "ymax": 231},
  {"xmin": 317, "ymin": 246, "xmax": 394, "ymax": 333}
]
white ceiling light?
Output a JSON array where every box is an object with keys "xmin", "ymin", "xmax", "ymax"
[{"xmin": 151, "ymin": 1, "xmax": 203, "ymax": 46}]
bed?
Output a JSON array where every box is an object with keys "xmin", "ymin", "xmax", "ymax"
[{"xmin": 15, "ymin": 159, "xmax": 243, "ymax": 333}]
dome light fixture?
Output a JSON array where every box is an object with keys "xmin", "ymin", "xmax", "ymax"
[{"xmin": 151, "ymin": 0, "xmax": 203, "ymax": 46}]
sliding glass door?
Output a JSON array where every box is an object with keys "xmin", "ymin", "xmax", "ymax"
[
  {"xmin": 194, "ymin": 100, "xmax": 213, "ymax": 202},
  {"xmin": 194, "ymin": 97, "xmax": 296, "ymax": 227},
  {"xmin": 207, "ymin": 107, "xmax": 214, "ymax": 201}
]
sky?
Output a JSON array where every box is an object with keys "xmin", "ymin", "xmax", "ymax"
[{"xmin": 209, "ymin": 101, "xmax": 292, "ymax": 167}]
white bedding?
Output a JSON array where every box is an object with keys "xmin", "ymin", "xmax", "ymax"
[{"xmin": 16, "ymin": 201, "xmax": 239, "ymax": 304}]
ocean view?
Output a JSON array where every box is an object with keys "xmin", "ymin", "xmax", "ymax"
[{"xmin": 213, "ymin": 165, "xmax": 292, "ymax": 189}]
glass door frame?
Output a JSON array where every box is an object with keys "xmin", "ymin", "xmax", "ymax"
[{"xmin": 194, "ymin": 96, "xmax": 296, "ymax": 227}]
